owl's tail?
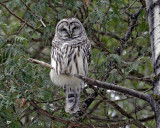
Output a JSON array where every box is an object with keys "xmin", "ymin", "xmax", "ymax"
[{"xmin": 65, "ymin": 87, "xmax": 81, "ymax": 114}]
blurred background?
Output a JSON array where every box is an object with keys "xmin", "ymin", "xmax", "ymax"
[{"xmin": 0, "ymin": 0, "xmax": 155, "ymax": 127}]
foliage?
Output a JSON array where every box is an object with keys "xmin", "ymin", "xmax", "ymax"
[{"xmin": 0, "ymin": 0, "xmax": 155, "ymax": 127}]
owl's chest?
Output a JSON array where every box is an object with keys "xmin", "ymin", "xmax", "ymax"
[{"xmin": 52, "ymin": 45, "xmax": 88, "ymax": 76}]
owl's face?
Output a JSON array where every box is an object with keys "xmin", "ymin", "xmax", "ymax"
[{"xmin": 56, "ymin": 18, "xmax": 84, "ymax": 40}]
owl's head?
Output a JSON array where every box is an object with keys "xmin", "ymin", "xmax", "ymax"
[{"xmin": 55, "ymin": 18, "xmax": 85, "ymax": 40}]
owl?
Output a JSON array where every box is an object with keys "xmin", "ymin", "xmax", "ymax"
[{"xmin": 50, "ymin": 18, "xmax": 91, "ymax": 114}]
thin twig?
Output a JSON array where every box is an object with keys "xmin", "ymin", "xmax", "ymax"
[
  {"xmin": 126, "ymin": 76, "xmax": 153, "ymax": 84},
  {"xmin": 27, "ymin": 58, "xmax": 53, "ymax": 69},
  {"xmin": 0, "ymin": 93, "xmax": 6, "ymax": 100},
  {"xmin": 16, "ymin": 20, "xmax": 28, "ymax": 35},
  {"xmin": 0, "ymin": 1, "xmax": 43, "ymax": 34},
  {"xmin": 30, "ymin": 100, "xmax": 93, "ymax": 128},
  {"xmin": 121, "ymin": 6, "xmax": 144, "ymax": 43}
]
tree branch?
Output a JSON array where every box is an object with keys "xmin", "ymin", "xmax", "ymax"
[
  {"xmin": 0, "ymin": 1, "xmax": 43, "ymax": 34},
  {"xmin": 75, "ymin": 90, "xmax": 98, "ymax": 118},
  {"xmin": 77, "ymin": 74, "xmax": 151, "ymax": 103},
  {"xmin": 30, "ymin": 100, "xmax": 92, "ymax": 128},
  {"xmin": 27, "ymin": 58, "xmax": 151, "ymax": 104},
  {"xmin": 126, "ymin": 75, "xmax": 153, "ymax": 85},
  {"xmin": 16, "ymin": 20, "xmax": 28, "ymax": 35},
  {"xmin": 27, "ymin": 58, "xmax": 53, "ymax": 69},
  {"xmin": 92, "ymin": 32, "xmax": 111, "ymax": 54},
  {"xmin": 139, "ymin": 0, "xmax": 146, "ymax": 7},
  {"xmin": 47, "ymin": 0, "xmax": 58, "ymax": 13},
  {"xmin": 89, "ymin": 86, "xmax": 146, "ymax": 128},
  {"xmin": 121, "ymin": 6, "xmax": 144, "ymax": 43}
]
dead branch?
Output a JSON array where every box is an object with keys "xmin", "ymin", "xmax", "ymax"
[{"xmin": 27, "ymin": 58, "xmax": 53, "ymax": 69}]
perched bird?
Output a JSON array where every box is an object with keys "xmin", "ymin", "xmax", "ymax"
[{"xmin": 50, "ymin": 18, "xmax": 91, "ymax": 114}]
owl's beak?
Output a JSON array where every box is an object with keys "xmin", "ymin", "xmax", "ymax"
[{"xmin": 69, "ymin": 33, "xmax": 72, "ymax": 38}]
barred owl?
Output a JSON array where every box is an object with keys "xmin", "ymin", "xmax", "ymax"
[{"xmin": 50, "ymin": 18, "xmax": 91, "ymax": 114}]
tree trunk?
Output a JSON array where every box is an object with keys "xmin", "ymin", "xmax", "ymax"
[{"xmin": 145, "ymin": 0, "xmax": 160, "ymax": 127}]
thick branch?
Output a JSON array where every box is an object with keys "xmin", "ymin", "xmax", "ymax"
[
  {"xmin": 77, "ymin": 74, "xmax": 151, "ymax": 103},
  {"xmin": 27, "ymin": 58, "xmax": 151, "ymax": 104}
]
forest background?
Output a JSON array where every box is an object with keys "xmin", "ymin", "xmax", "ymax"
[{"xmin": 0, "ymin": 0, "xmax": 155, "ymax": 128}]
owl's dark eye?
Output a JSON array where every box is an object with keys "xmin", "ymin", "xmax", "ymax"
[
  {"xmin": 73, "ymin": 26, "xmax": 79, "ymax": 30},
  {"xmin": 61, "ymin": 28, "xmax": 67, "ymax": 32},
  {"xmin": 72, "ymin": 27, "xmax": 79, "ymax": 33}
]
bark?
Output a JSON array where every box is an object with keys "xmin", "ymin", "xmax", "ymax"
[{"xmin": 145, "ymin": 0, "xmax": 160, "ymax": 127}]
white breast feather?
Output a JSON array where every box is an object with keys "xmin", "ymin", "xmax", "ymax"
[{"xmin": 50, "ymin": 44, "xmax": 87, "ymax": 88}]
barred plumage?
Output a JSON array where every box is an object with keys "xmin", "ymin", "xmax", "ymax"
[{"xmin": 50, "ymin": 18, "xmax": 91, "ymax": 114}]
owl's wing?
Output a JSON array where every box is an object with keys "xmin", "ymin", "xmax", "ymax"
[
  {"xmin": 86, "ymin": 39, "xmax": 91, "ymax": 66},
  {"xmin": 51, "ymin": 37, "xmax": 62, "ymax": 59},
  {"xmin": 51, "ymin": 39, "xmax": 56, "ymax": 61},
  {"xmin": 52, "ymin": 37, "xmax": 61, "ymax": 49},
  {"xmin": 50, "ymin": 37, "xmax": 63, "ymax": 74}
]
